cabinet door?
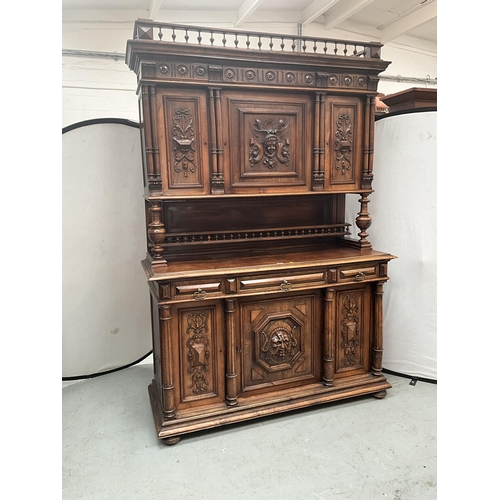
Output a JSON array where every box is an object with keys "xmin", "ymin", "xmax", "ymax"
[
  {"xmin": 324, "ymin": 96, "xmax": 364, "ymax": 191},
  {"xmin": 221, "ymin": 90, "xmax": 313, "ymax": 193},
  {"xmin": 333, "ymin": 284, "xmax": 371, "ymax": 378},
  {"xmin": 156, "ymin": 87, "xmax": 210, "ymax": 195},
  {"xmin": 170, "ymin": 301, "xmax": 225, "ymax": 411},
  {"xmin": 238, "ymin": 291, "xmax": 322, "ymax": 396}
]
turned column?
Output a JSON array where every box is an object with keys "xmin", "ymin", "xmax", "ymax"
[
  {"xmin": 159, "ymin": 305, "xmax": 176, "ymax": 419},
  {"xmin": 322, "ymin": 288, "xmax": 335, "ymax": 386},
  {"xmin": 225, "ymin": 299, "xmax": 238, "ymax": 406},
  {"xmin": 313, "ymin": 92, "xmax": 326, "ymax": 190},
  {"xmin": 361, "ymin": 95, "xmax": 375, "ymax": 190},
  {"xmin": 372, "ymin": 282, "xmax": 385, "ymax": 377},
  {"xmin": 209, "ymin": 87, "xmax": 224, "ymax": 194},
  {"xmin": 141, "ymin": 84, "xmax": 162, "ymax": 194}
]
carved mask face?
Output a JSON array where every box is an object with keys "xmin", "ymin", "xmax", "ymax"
[
  {"xmin": 264, "ymin": 135, "xmax": 278, "ymax": 156},
  {"xmin": 270, "ymin": 330, "xmax": 291, "ymax": 358}
]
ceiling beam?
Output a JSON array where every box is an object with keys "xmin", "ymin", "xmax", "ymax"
[
  {"xmin": 148, "ymin": 0, "xmax": 164, "ymax": 20},
  {"xmin": 234, "ymin": 0, "xmax": 266, "ymax": 27},
  {"xmin": 301, "ymin": 0, "xmax": 340, "ymax": 26},
  {"xmin": 378, "ymin": 0, "xmax": 437, "ymax": 44},
  {"xmin": 324, "ymin": 0, "xmax": 374, "ymax": 30}
]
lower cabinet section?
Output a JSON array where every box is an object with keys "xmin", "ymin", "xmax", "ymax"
[{"xmin": 148, "ymin": 282, "xmax": 391, "ymax": 444}]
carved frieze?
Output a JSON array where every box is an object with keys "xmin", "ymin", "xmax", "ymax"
[{"xmin": 154, "ymin": 62, "xmax": 368, "ymax": 89}]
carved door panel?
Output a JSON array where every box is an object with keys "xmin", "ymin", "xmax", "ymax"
[
  {"xmin": 333, "ymin": 284, "xmax": 371, "ymax": 378},
  {"xmin": 156, "ymin": 87, "xmax": 210, "ymax": 195},
  {"xmin": 170, "ymin": 301, "xmax": 225, "ymax": 411},
  {"xmin": 221, "ymin": 91, "xmax": 313, "ymax": 193},
  {"xmin": 324, "ymin": 96, "xmax": 364, "ymax": 191},
  {"xmin": 238, "ymin": 292, "xmax": 322, "ymax": 396}
]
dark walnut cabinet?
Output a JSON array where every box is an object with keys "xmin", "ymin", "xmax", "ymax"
[{"xmin": 126, "ymin": 21, "xmax": 395, "ymax": 445}]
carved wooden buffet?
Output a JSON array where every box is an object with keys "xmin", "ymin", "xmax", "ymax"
[{"xmin": 126, "ymin": 20, "xmax": 395, "ymax": 445}]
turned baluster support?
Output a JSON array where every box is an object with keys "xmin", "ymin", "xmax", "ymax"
[
  {"xmin": 355, "ymin": 193, "xmax": 372, "ymax": 249},
  {"xmin": 147, "ymin": 201, "xmax": 168, "ymax": 271}
]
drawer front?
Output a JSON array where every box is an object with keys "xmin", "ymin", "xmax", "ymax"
[
  {"xmin": 337, "ymin": 264, "xmax": 378, "ymax": 283},
  {"xmin": 239, "ymin": 271, "xmax": 326, "ymax": 294},
  {"xmin": 172, "ymin": 280, "xmax": 223, "ymax": 301}
]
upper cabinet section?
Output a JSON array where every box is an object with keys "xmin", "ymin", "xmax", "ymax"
[{"xmin": 126, "ymin": 21, "xmax": 390, "ymax": 198}]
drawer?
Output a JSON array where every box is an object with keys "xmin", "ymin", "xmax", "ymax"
[
  {"xmin": 337, "ymin": 264, "xmax": 378, "ymax": 283},
  {"xmin": 171, "ymin": 280, "xmax": 223, "ymax": 300},
  {"xmin": 239, "ymin": 271, "xmax": 326, "ymax": 294}
]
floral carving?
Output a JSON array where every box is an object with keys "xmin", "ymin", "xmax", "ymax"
[
  {"xmin": 248, "ymin": 118, "xmax": 291, "ymax": 169},
  {"xmin": 186, "ymin": 312, "xmax": 210, "ymax": 394},
  {"xmin": 340, "ymin": 294, "xmax": 360, "ymax": 367},
  {"xmin": 335, "ymin": 113, "xmax": 352, "ymax": 175},
  {"xmin": 172, "ymin": 108, "xmax": 196, "ymax": 176}
]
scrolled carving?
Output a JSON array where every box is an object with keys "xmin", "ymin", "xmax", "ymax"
[
  {"xmin": 335, "ymin": 113, "xmax": 353, "ymax": 175},
  {"xmin": 186, "ymin": 312, "xmax": 210, "ymax": 394},
  {"xmin": 340, "ymin": 294, "xmax": 360, "ymax": 367},
  {"xmin": 172, "ymin": 108, "xmax": 197, "ymax": 176},
  {"xmin": 248, "ymin": 118, "xmax": 290, "ymax": 169}
]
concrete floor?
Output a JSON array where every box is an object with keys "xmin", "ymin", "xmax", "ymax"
[{"xmin": 62, "ymin": 364, "xmax": 436, "ymax": 500}]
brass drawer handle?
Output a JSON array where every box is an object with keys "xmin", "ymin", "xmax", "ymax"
[
  {"xmin": 193, "ymin": 288, "xmax": 207, "ymax": 300},
  {"xmin": 354, "ymin": 272, "xmax": 366, "ymax": 282},
  {"xmin": 280, "ymin": 280, "xmax": 292, "ymax": 291}
]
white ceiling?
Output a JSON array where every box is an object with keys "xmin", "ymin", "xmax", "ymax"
[{"xmin": 62, "ymin": 0, "xmax": 437, "ymax": 46}]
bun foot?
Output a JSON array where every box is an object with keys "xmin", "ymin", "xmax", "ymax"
[
  {"xmin": 162, "ymin": 436, "xmax": 181, "ymax": 446},
  {"xmin": 373, "ymin": 390, "xmax": 387, "ymax": 399}
]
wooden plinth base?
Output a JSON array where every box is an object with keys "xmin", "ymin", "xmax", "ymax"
[{"xmin": 148, "ymin": 374, "xmax": 392, "ymax": 443}]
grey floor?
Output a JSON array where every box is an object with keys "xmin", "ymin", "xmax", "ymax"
[{"xmin": 62, "ymin": 364, "xmax": 436, "ymax": 500}]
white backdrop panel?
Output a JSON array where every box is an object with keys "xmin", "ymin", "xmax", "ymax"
[
  {"xmin": 347, "ymin": 111, "xmax": 437, "ymax": 380},
  {"xmin": 62, "ymin": 122, "xmax": 151, "ymax": 378}
]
